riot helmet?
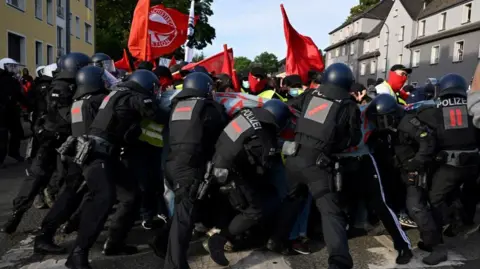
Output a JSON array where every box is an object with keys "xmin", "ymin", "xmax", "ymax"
[
  {"xmin": 437, "ymin": 73, "xmax": 468, "ymax": 98},
  {"xmin": 57, "ymin": 55, "xmax": 67, "ymax": 71},
  {"xmin": 262, "ymin": 99, "xmax": 292, "ymax": 130},
  {"xmin": 75, "ymin": 66, "xmax": 107, "ymax": 99},
  {"xmin": 0, "ymin": 58, "xmax": 20, "ymax": 75},
  {"xmin": 321, "ymin": 63, "xmax": 354, "ymax": 91},
  {"xmin": 183, "ymin": 72, "xmax": 214, "ymax": 97},
  {"xmin": 91, "ymin": 52, "xmax": 116, "ymax": 73},
  {"xmin": 366, "ymin": 94, "xmax": 403, "ymax": 131},
  {"xmin": 63, "ymin": 52, "xmax": 91, "ymax": 74},
  {"xmin": 127, "ymin": 69, "xmax": 160, "ymax": 95},
  {"xmin": 36, "ymin": 66, "xmax": 46, "ymax": 77},
  {"xmin": 42, "ymin": 63, "xmax": 58, "ymax": 78}
]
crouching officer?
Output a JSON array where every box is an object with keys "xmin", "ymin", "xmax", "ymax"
[
  {"xmin": 206, "ymin": 99, "xmax": 292, "ymax": 266},
  {"xmin": 0, "ymin": 52, "xmax": 90, "ymax": 234},
  {"xmin": 33, "ymin": 66, "xmax": 110, "ymax": 255},
  {"xmin": 158, "ymin": 72, "xmax": 227, "ymax": 269},
  {"xmin": 416, "ymin": 74, "xmax": 480, "ymax": 235},
  {"xmin": 366, "ymin": 94, "xmax": 444, "ymax": 265},
  {"xmin": 65, "ymin": 70, "xmax": 165, "ymax": 269},
  {"xmin": 269, "ymin": 63, "xmax": 362, "ymax": 269}
]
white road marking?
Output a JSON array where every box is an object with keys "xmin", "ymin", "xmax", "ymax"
[{"xmin": 0, "ymin": 235, "xmax": 35, "ymax": 268}]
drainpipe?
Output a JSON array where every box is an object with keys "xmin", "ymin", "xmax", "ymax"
[{"xmin": 66, "ymin": 0, "xmax": 71, "ymax": 54}]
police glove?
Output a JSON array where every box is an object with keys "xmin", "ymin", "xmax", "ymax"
[{"xmin": 405, "ymin": 158, "xmax": 424, "ymax": 172}]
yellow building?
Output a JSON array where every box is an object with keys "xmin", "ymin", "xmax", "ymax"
[{"xmin": 0, "ymin": 0, "xmax": 95, "ymax": 76}]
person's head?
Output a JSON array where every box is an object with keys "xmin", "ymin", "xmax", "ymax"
[
  {"xmin": 375, "ymin": 78, "xmax": 384, "ymax": 86},
  {"xmin": 153, "ymin": 66, "xmax": 173, "ymax": 91},
  {"xmin": 262, "ymin": 99, "xmax": 292, "ymax": 131},
  {"xmin": 388, "ymin": 64, "xmax": 412, "ymax": 91},
  {"xmin": 22, "ymin": 68, "xmax": 29, "ymax": 76},
  {"xmin": 75, "ymin": 66, "xmax": 108, "ymax": 98},
  {"xmin": 35, "ymin": 66, "xmax": 46, "ymax": 77},
  {"xmin": 183, "ymin": 72, "xmax": 214, "ymax": 98},
  {"xmin": 214, "ymin": 73, "xmax": 234, "ymax": 92},
  {"xmin": 321, "ymin": 63, "xmax": 354, "ymax": 91},
  {"xmin": 367, "ymin": 78, "xmax": 376, "ymax": 87},
  {"xmin": 137, "ymin": 61, "xmax": 154, "ymax": 71},
  {"xmin": 127, "ymin": 69, "xmax": 160, "ymax": 96},
  {"xmin": 366, "ymin": 94, "xmax": 404, "ymax": 131},
  {"xmin": 437, "ymin": 73, "xmax": 468, "ymax": 99},
  {"xmin": 282, "ymin": 74, "xmax": 303, "ymax": 97},
  {"xmin": 0, "ymin": 58, "xmax": 20, "ymax": 76},
  {"xmin": 63, "ymin": 52, "xmax": 91, "ymax": 74},
  {"xmin": 91, "ymin": 52, "xmax": 116, "ymax": 73},
  {"xmin": 248, "ymin": 66, "xmax": 268, "ymax": 93}
]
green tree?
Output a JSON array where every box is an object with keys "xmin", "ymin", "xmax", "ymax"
[
  {"xmin": 253, "ymin": 52, "xmax": 279, "ymax": 74},
  {"xmin": 347, "ymin": 0, "xmax": 379, "ymax": 21},
  {"xmin": 95, "ymin": 0, "xmax": 216, "ymax": 61},
  {"xmin": 234, "ymin": 56, "xmax": 252, "ymax": 72},
  {"xmin": 192, "ymin": 52, "xmax": 205, "ymax": 62}
]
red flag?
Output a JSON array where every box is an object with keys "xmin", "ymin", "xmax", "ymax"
[
  {"xmin": 128, "ymin": 0, "xmax": 150, "ymax": 61},
  {"xmin": 115, "ymin": 49, "xmax": 133, "ymax": 71},
  {"xmin": 221, "ymin": 44, "xmax": 240, "ymax": 91},
  {"xmin": 281, "ymin": 4, "xmax": 324, "ymax": 84},
  {"xmin": 231, "ymin": 70, "xmax": 240, "ymax": 92},
  {"xmin": 169, "ymin": 56, "xmax": 177, "ymax": 67},
  {"xmin": 182, "ymin": 48, "xmax": 233, "ymax": 75}
]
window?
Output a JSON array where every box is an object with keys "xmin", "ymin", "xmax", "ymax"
[
  {"xmin": 85, "ymin": 23, "xmax": 93, "ymax": 44},
  {"xmin": 6, "ymin": 0, "xmax": 25, "ymax": 11},
  {"xmin": 397, "ymin": 54, "xmax": 403, "ymax": 64},
  {"xmin": 47, "ymin": 45, "xmax": 54, "ymax": 64},
  {"xmin": 413, "ymin": 50, "xmax": 420, "ymax": 67},
  {"xmin": 35, "ymin": 41, "xmax": 43, "ymax": 67},
  {"xmin": 57, "ymin": 26, "xmax": 64, "ymax": 57},
  {"xmin": 431, "ymin": 45, "xmax": 440, "ymax": 64},
  {"xmin": 335, "ymin": 48, "xmax": 339, "ymax": 57},
  {"xmin": 47, "ymin": 0, "xmax": 54, "ymax": 25},
  {"xmin": 454, "ymin": 41, "xmax": 464, "ymax": 62},
  {"xmin": 384, "ymin": 32, "xmax": 388, "ymax": 46},
  {"xmin": 393, "ymin": 8, "xmax": 398, "ymax": 17},
  {"xmin": 354, "ymin": 21, "xmax": 359, "ymax": 33},
  {"xmin": 7, "ymin": 32, "xmax": 26, "ymax": 65},
  {"xmin": 376, "ymin": 36, "xmax": 380, "ymax": 50},
  {"xmin": 438, "ymin": 12, "xmax": 446, "ymax": 31},
  {"xmin": 340, "ymin": 30, "xmax": 344, "ymax": 40},
  {"xmin": 85, "ymin": 0, "xmax": 92, "ymax": 10},
  {"xmin": 418, "ymin": 20, "xmax": 426, "ymax": 37},
  {"xmin": 360, "ymin": 62, "xmax": 366, "ymax": 76},
  {"xmin": 350, "ymin": 42, "xmax": 355, "ymax": 55},
  {"xmin": 327, "ymin": 52, "xmax": 331, "ymax": 60},
  {"xmin": 75, "ymin": 16, "xmax": 80, "ymax": 38},
  {"xmin": 399, "ymin": 26, "xmax": 405, "ymax": 41},
  {"xmin": 57, "ymin": 0, "xmax": 65, "ymax": 19},
  {"xmin": 342, "ymin": 46, "xmax": 346, "ymax": 56},
  {"xmin": 382, "ymin": 58, "xmax": 387, "ymax": 73},
  {"xmin": 70, "ymin": 13, "xmax": 74, "ymax": 35},
  {"xmin": 462, "ymin": 3, "xmax": 472, "ymax": 24},
  {"xmin": 35, "ymin": 0, "xmax": 43, "ymax": 19},
  {"xmin": 364, "ymin": 40, "xmax": 370, "ymax": 54},
  {"xmin": 370, "ymin": 61, "xmax": 376, "ymax": 75}
]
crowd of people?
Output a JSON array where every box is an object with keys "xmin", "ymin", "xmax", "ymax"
[{"xmin": 0, "ymin": 51, "xmax": 479, "ymax": 269}]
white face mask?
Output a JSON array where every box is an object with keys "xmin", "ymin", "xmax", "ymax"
[{"xmin": 242, "ymin": 81, "xmax": 250, "ymax": 89}]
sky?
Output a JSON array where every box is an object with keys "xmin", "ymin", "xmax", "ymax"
[{"xmin": 201, "ymin": 0, "xmax": 358, "ymax": 60}]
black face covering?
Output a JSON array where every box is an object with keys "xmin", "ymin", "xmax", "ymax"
[{"xmin": 374, "ymin": 114, "xmax": 398, "ymax": 130}]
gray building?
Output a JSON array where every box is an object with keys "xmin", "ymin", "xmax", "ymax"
[{"xmin": 406, "ymin": 0, "xmax": 480, "ymax": 84}]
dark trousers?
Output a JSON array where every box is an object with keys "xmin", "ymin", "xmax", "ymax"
[
  {"xmin": 429, "ymin": 164, "xmax": 479, "ymax": 229},
  {"xmin": 6, "ymin": 111, "xmax": 23, "ymax": 158},
  {"xmin": 272, "ymin": 149, "xmax": 352, "ymax": 269},
  {"xmin": 461, "ymin": 176, "xmax": 480, "ymax": 224},
  {"xmin": 41, "ymin": 160, "xmax": 86, "ymax": 235},
  {"xmin": 12, "ymin": 142, "xmax": 58, "ymax": 213},
  {"xmin": 73, "ymin": 156, "xmax": 140, "ymax": 251},
  {"xmin": 405, "ymin": 182, "xmax": 442, "ymax": 246},
  {"xmin": 341, "ymin": 154, "xmax": 411, "ymax": 250},
  {"xmin": 46, "ymin": 155, "xmax": 67, "ymax": 197}
]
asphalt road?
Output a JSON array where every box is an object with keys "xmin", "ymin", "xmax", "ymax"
[{"xmin": 1, "ymin": 156, "xmax": 480, "ymax": 269}]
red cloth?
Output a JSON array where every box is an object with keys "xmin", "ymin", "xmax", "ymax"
[
  {"xmin": 281, "ymin": 4, "xmax": 324, "ymax": 84},
  {"xmin": 168, "ymin": 56, "xmax": 177, "ymax": 67},
  {"xmin": 128, "ymin": 3, "xmax": 195, "ymax": 60},
  {"xmin": 115, "ymin": 49, "xmax": 132, "ymax": 71},
  {"xmin": 182, "ymin": 49, "xmax": 233, "ymax": 75},
  {"xmin": 220, "ymin": 45, "xmax": 241, "ymax": 91}
]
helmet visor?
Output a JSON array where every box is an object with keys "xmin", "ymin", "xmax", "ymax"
[
  {"xmin": 5, "ymin": 63, "xmax": 20, "ymax": 74},
  {"xmin": 102, "ymin": 70, "xmax": 120, "ymax": 88},
  {"xmin": 102, "ymin": 60, "xmax": 116, "ymax": 73},
  {"xmin": 373, "ymin": 114, "xmax": 397, "ymax": 130}
]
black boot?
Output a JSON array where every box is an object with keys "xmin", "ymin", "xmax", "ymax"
[
  {"xmin": 395, "ymin": 248, "xmax": 413, "ymax": 264},
  {"xmin": 422, "ymin": 244, "xmax": 448, "ymax": 265},
  {"xmin": 61, "ymin": 220, "xmax": 79, "ymax": 234},
  {"xmin": 0, "ymin": 211, "xmax": 24, "ymax": 234},
  {"xmin": 207, "ymin": 234, "xmax": 229, "ymax": 266},
  {"xmin": 65, "ymin": 247, "xmax": 92, "ymax": 269},
  {"xmin": 102, "ymin": 238, "xmax": 138, "ymax": 256},
  {"xmin": 417, "ymin": 241, "xmax": 433, "ymax": 252},
  {"xmin": 34, "ymin": 233, "xmax": 67, "ymax": 254},
  {"xmin": 149, "ymin": 234, "xmax": 168, "ymax": 259}
]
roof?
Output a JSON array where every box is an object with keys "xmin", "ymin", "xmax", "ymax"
[
  {"xmin": 365, "ymin": 21, "xmax": 384, "ymax": 39},
  {"xmin": 417, "ymin": 0, "xmax": 470, "ymax": 19},
  {"xmin": 406, "ymin": 20, "xmax": 480, "ymax": 48},
  {"xmin": 358, "ymin": 51, "xmax": 381, "ymax": 61},
  {"xmin": 328, "ymin": 0, "xmax": 394, "ymax": 35},
  {"xmin": 324, "ymin": 33, "xmax": 368, "ymax": 52},
  {"xmin": 400, "ymin": 0, "xmax": 426, "ymax": 19}
]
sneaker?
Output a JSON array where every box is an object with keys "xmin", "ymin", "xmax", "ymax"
[
  {"xmin": 399, "ymin": 213, "xmax": 417, "ymax": 228},
  {"xmin": 396, "ymin": 248, "xmax": 413, "ymax": 264},
  {"xmin": 142, "ymin": 219, "xmax": 153, "ymax": 230},
  {"xmin": 291, "ymin": 237, "xmax": 311, "ymax": 255}
]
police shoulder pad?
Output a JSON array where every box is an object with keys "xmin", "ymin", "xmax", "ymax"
[{"xmin": 409, "ymin": 117, "xmax": 421, "ymax": 127}]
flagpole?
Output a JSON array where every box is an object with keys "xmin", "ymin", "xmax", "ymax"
[{"xmin": 184, "ymin": 0, "xmax": 195, "ymax": 62}]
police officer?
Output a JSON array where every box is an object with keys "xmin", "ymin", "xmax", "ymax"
[
  {"xmin": 269, "ymin": 63, "xmax": 362, "ymax": 269},
  {"xmin": 155, "ymin": 72, "xmax": 227, "ymax": 269},
  {"xmin": 33, "ymin": 65, "xmax": 110, "ymax": 254},
  {"xmin": 206, "ymin": 99, "xmax": 291, "ymax": 266},
  {"xmin": 0, "ymin": 52, "xmax": 89, "ymax": 234},
  {"xmin": 366, "ymin": 94, "xmax": 444, "ymax": 265},
  {"xmin": 91, "ymin": 52, "xmax": 116, "ymax": 73},
  {"xmin": 66, "ymin": 69, "xmax": 165, "ymax": 269},
  {"xmin": 416, "ymin": 74, "xmax": 480, "ymax": 237}
]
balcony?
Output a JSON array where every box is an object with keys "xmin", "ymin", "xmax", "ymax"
[{"xmin": 57, "ymin": 6, "xmax": 65, "ymax": 19}]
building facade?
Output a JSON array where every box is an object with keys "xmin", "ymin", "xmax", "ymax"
[{"xmin": 0, "ymin": 0, "xmax": 95, "ymax": 76}]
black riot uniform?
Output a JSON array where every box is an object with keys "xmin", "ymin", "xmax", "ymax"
[
  {"xmin": 157, "ymin": 72, "xmax": 227, "ymax": 269},
  {"xmin": 366, "ymin": 94, "xmax": 446, "ymax": 266},
  {"xmin": 33, "ymin": 66, "xmax": 110, "ymax": 255},
  {"xmin": 416, "ymin": 74, "xmax": 480, "ymax": 236},
  {"xmin": 66, "ymin": 69, "xmax": 166, "ymax": 269},
  {"xmin": 269, "ymin": 63, "xmax": 362, "ymax": 269},
  {"xmin": 0, "ymin": 52, "xmax": 90, "ymax": 234},
  {"xmin": 207, "ymin": 99, "xmax": 292, "ymax": 266}
]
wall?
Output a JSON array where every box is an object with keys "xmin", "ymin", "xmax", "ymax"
[
  {"xmin": 70, "ymin": 0, "xmax": 95, "ymax": 56},
  {"xmin": 361, "ymin": 18, "xmax": 380, "ymax": 34},
  {"xmin": 409, "ymin": 30, "xmax": 480, "ymax": 84},
  {"xmin": 358, "ymin": 57, "xmax": 381, "ymax": 85},
  {"xmin": 0, "ymin": 1, "xmax": 56, "ymax": 74}
]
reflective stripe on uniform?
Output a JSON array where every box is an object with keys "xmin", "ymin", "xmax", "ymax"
[
  {"xmin": 100, "ymin": 91, "xmax": 118, "ymax": 109},
  {"xmin": 224, "ymin": 115, "xmax": 252, "ymax": 142},
  {"xmin": 171, "ymin": 99, "xmax": 197, "ymax": 121},
  {"xmin": 71, "ymin": 100, "xmax": 84, "ymax": 123},
  {"xmin": 139, "ymin": 119, "xmax": 164, "ymax": 147}
]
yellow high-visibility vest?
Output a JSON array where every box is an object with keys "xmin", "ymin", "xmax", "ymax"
[
  {"xmin": 257, "ymin": 89, "xmax": 288, "ymax": 102},
  {"xmin": 375, "ymin": 82, "xmax": 407, "ymax": 105},
  {"xmin": 139, "ymin": 119, "xmax": 164, "ymax": 147}
]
